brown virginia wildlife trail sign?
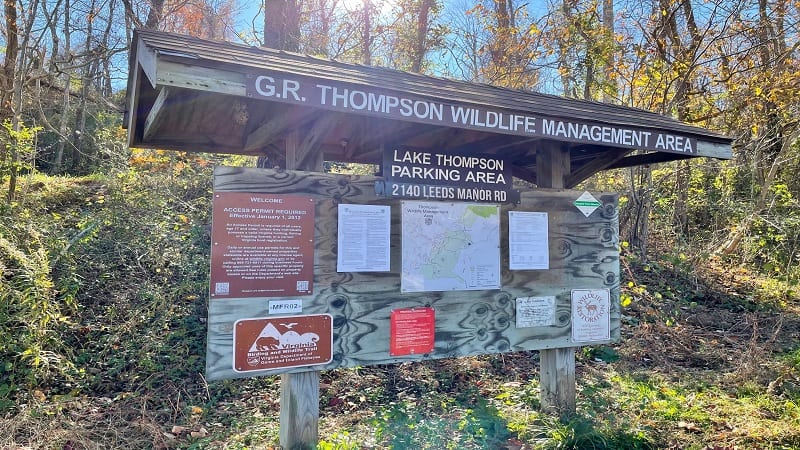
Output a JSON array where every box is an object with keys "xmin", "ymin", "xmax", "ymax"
[
  {"xmin": 233, "ymin": 314, "xmax": 333, "ymax": 372},
  {"xmin": 205, "ymin": 166, "xmax": 621, "ymax": 380}
]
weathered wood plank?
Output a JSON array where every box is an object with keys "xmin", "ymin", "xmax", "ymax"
[
  {"xmin": 143, "ymin": 87, "xmax": 171, "ymax": 141},
  {"xmin": 537, "ymin": 142, "xmax": 576, "ymax": 417},
  {"xmin": 540, "ymin": 347, "xmax": 576, "ymax": 416},
  {"xmin": 157, "ymin": 60, "xmax": 246, "ymax": 96},
  {"xmin": 243, "ymin": 107, "xmax": 319, "ymax": 153},
  {"xmin": 280, "ymin": 372, "xmax": 319, "ymax": 447},
  {"xmin": 294, "ymin": 115, "xmax": 339, "ymax": 170},
  {"xmin": 697, "ymin": 140, "xmax": 733, "ymax": 159},
  {"xmin": 566, "ymin": 148, "xmax": 629, "ymax": 189},
  {"xmin": 206, "ymin": 167, "xmax": 620, "ymax": 380}
]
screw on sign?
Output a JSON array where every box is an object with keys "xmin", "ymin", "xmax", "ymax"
[
  {"xmin": 571, "ymin": 289, "xmax": 611, "ymax": 342},
  {"xmin": 390, "ymin": 307, "xmax": 435, "ymax": 357}
]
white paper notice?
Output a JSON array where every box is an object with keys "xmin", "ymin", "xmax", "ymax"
[
  {"xmin": 571, "ymin": 289, "xmax": 611, "ymax": 342},
  {"xmin": 337, "ymin": 204, "xmax": 391, "ymax": 272},
  {"xmin": 508, "ymin": 211, "xmax": 549, "ymax": 270},
  {"xmin": 515, "ymin": 296, "xmax": 556, "ymax": 327}
]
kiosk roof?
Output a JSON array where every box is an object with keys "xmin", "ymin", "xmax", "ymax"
[{"xmin": 126, "ymin": 29, "xmax": 731, "ymax": 187}]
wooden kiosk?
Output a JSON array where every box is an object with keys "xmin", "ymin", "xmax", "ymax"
[{"xmin": 125, "ymin": 29, "xmax": 732, "ymax": 449}]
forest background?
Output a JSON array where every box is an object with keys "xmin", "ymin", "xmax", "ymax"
[{"xmin": 1, "ymin": 0, "xmax": 800, "ymax": 448}]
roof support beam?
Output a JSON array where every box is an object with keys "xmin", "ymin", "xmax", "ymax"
[
  {"xmin": 289, "ymin": 114, "xmax": 340, "ymax": 170},
  {"xmin": 360, "ymin": 123, "xmax": 443, "ymax": 160},
  {"xmin": 566, "ymin": 147, "xmax": 630, "ymax": 188},
  {"xmin": 536, "ymin": 142, "xmax": 570, "ymax": 189},
  {"xmin": 244, "ymin": 107, "xmax": 321, "ymax": 153},
  {"xmin": 512, "ymin": 165, "xmax": 537, "ymax": 185},
  {"xmin": 607, "ymin": 151, "xmax": 694, "ymax": 169},
  {"xmin": 142, "ymin": 87, "xmax": 171, "ymax": 141}
]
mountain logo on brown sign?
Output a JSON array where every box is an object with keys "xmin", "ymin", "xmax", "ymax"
[{"xmin": 233, "ymin": 315, "xmax": 332, "ymax": 372}]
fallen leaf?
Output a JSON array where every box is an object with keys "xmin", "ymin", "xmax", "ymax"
[
  {"xmin": 190, "ymin": 428, "xmax": 208, "ymax": 438},
  {"xmin": 678, "ymin": 421, "xmax": 702, "ymax": 432}
]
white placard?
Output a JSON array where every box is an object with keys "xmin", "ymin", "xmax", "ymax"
[
  {"xmin": 515, "ymin": 296, "xmax": 556, "ymax": 327},
  {"xmin": 571, "ymin": 289, "xmax": 611, "ymax": 342},
  {"xmin": 268, "ymin": 299, "xmax": 303, "ymax": 315},
  {"xmin": 508, "ymin": 211, "xmax": 549, "ymax": 270},
  {"xmin": 337, "ymin": 204, "xmax": 391, "ymax": 272}
]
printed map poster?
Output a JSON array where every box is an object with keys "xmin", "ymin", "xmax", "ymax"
[
  {"xmin": 571, "ymin": 289, "xmax": 611, "ymax": 342},
  {"xmin": 401, "ymin": 201, "xmax": 500, "ymax": 292}
]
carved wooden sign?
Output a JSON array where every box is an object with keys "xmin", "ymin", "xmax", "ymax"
[{"xmin": 206, "ymin": 166, "xmax": 621, "ymax": 381}]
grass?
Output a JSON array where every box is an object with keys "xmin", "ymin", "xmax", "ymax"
[{"xmin": 2, "ymin": 169, "xmax": 800, "ymax": 449}]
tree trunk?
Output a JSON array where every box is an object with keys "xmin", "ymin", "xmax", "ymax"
[
  {"xmin": 602, "ymin": 0, "xmax": 614, "ymax": 102},
  {"xmin": 71, "ymin": 0, "xmax": 93, "ymax": 171},
  {"xmin": 99, "ymin": 0, "xmax": 116, "ymax": 97},
  {"xmin": 716, "ymin": 126, "xmax": 800, "ymax": 256},
  {"xmin": 2, "ymin": 0, "xmax": 19, "ymax": 202},
  {"xmin": 628, "ymin": 165, "xmax": 652, "ymax": 258},
  {"xmin": 145, "ymin": 0, "xmax": 164, "ymax": 29},
  {"xmin": 285, "ymin": 0, "xmax": 300, "ymax": 52},
  {"xmin": 264, "ymin": 0, "xmax": 300, "ymax": 51},
  {"xmin": 411, "ymin": 0, "xmax": 434, "ymax": 73},
  {"xmin": 361, "ymin": 0, "xmax": 372, "ymax": 65},
  {"xmin": 1, "ymin": 0, "xmax": 18, "ymax": 125},
  {"xmin": 54, "ymin": 0, "xmax": 71, "ymax": 173}
]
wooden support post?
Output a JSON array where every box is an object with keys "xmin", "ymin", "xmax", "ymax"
[
  {"xmin": 280, "ymin": 128, "xmax": 323, "ymax": 450},
  {"xmin": 539, "ymin": 347, "xmax": 576, "ymax": 417},
  {"xmin": 536, "ymin": 143, "xmax": 577, "ymax": 417},
  {"xmin": 279, "ymin": 371, "xmax": 320, "ymax": 449}
]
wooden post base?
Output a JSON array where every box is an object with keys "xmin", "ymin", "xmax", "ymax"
[
  {"xmin": 539, "ymin": 347, "xmax": 576, "ymax": 418},
  {"xmin": 279, "ymin": 371, "xmax": 320, "ymax": 449}
]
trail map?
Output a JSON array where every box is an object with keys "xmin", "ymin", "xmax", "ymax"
[{"xmin": 401, "ymin": 201, "xmax": 500, "ymax": 292}]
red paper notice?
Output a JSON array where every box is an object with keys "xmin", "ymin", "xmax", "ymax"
[
  {"xmin": 210, "ymin": 192, "xmax": 315, "ymax": 298},
  {"xmin": 390, "ymin": 307, "xmax": 435, "ymax": 356}
]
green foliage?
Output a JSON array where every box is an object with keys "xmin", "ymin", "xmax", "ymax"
[
  {"xmin": 65, "ymin": 167, "xmax": 213, "ymax": 396},
  {"xmin": 0, "ymin": 163, "xmax": 214, "ymax": 419},
  {"xmin": 317, "ymin": 432, "xmax": 362, "ymax": 450},
  {"xmin": 1, "ymin": 120, "xmax": 43, "ymax": 201},
  {"xmin": 372, "ymin": 396, "xmax": 510, "ymax": 449},
  {"xmin": 0, "ymin": 213, "xmax": 76, "ymax": 412},
  {"xmin": 581, "ymin": 346, "xmax": 620, "ymax": 363},
  {"xmin": 744, "ymin": 183, "xmax": 800, "ymax": 281},
  {"xmin": 325, "ymin": 161, "xmax": 379, "ymax": 175},
  {"xmin": 526, "ymin": 415, "xmax": 656, "ymax": 450}
]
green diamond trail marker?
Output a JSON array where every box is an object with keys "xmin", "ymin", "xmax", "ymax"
[{"xmin": 574, "ymin": 192, "xmax": 601, "ymax": 217}]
